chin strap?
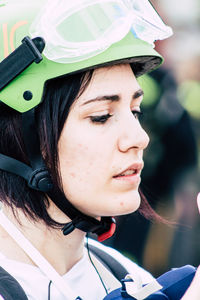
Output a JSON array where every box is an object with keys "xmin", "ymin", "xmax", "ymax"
[
  {"xmin": 62, "ymin": 215, "xmax": 116, "ymax": 242},
  {"xmin": 0, "ymin": 108, "xmax": 116, "ymax": 241}
]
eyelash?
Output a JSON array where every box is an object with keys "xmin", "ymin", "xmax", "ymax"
[
  {"xmin": 132, "ymin": 110, "xmax": 143, "ymax": 120},
  {"xmin": 90, "ymin": 114, "xmax": 112, "ymax": 124},
  {"xmin": 90, "ymin": 110, "xmax": 143, "ymax": 124}
]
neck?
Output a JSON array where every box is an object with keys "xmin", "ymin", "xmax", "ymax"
[{"xmin": 0, "ymin": 205, "xmax": 86, "ymax": 275}]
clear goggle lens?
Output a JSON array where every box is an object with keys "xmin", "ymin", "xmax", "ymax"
[{"xmin": 30, "ymin": 0, "xmax": 173, "ymax": 63}]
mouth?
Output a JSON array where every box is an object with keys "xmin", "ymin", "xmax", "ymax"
[
  {"xmin": 112, "ymin": 163, "xmax": 143, "ymax": 185},
  {"xmin": 113, "ymin": 169, "xmax": 138, "ymax": 177},
  {"xmin": 113, "ymin": 162, "xmax": 143, "ymax": 178}
]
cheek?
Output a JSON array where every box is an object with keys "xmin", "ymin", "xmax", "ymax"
[
  {"xmin": 60, "ymin": 141, "xmax": 90, "ymax": 177},
  {"xmin": 58, "ymin": 133, "xmax": 108, "ymax": 198}
]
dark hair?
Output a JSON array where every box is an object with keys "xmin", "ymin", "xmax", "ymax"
[{"xmin": 0, "ymin": 64, "xmax": 161, "ymax": 227}]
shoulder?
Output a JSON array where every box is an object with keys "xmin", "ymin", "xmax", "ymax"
[{"xmin": 87, "ymin": 238, "xmax": 153, "ymax": 284}]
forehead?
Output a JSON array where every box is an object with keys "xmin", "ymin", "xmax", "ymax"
[{"xmin": 77, "ymin": 64, "xmax": 141, "ymax": 104}]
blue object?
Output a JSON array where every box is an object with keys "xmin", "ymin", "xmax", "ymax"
[{"xmin": 103, "ymin": 265, "xmax": 196, "ymax": 300}]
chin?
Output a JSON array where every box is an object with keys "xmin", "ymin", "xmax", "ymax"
[
  {"xmin": 77, "ymin": 190, "xmax": 141, "ymax": 218},
  {"xmin": 118, "ymin": 200, "xmax": 141, "ymax": 216},
  {"xmin": 107, "ymin": 191, "xmax": 141, "ymax": 217}
]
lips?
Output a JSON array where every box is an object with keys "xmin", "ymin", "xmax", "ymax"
[{"xmin": 113, "ymin": 162, "xmax": 144, "ymax": 178}]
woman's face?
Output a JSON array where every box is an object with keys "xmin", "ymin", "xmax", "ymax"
[{"xmin": 58, "ymin": 64, "xmax": 149, "ymax": 218}]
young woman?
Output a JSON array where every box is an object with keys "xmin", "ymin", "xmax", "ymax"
[{"xmin": 0, "ymin": 0, "xmax": 199, "ymax": 299}]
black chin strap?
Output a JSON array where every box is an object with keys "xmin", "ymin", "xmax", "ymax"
[
  {"xmin": 0, "ymin": 109, "xmax": 53, "ymax": 193},
  {"xmin": 0, "ymin": 108, "xmax": 116, "ymax": 241}
]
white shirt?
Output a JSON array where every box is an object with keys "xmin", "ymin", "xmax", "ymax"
[{"xmin": 0, "ymin": 239, "xmax": 153, "ymax": 300}]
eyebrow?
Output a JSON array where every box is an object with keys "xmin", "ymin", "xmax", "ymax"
[{"xmin": 81, "ymin": 88, "xmax": 144, "ymax": 106}]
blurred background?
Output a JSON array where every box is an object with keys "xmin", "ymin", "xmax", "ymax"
[{"xmin": 102, "ymin": 0, "xmax": 200, "ymax": 277}]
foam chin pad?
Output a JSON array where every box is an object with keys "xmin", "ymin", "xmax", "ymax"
[{"xmin": 103, "ymin": 265, "xmax": 196, "ymax": 300}]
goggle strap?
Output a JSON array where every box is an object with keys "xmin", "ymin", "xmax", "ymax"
[{"xmin": 0, "ymin": 36, "xmax": 45, "ymax": 92}]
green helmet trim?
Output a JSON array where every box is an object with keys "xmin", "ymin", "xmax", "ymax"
[{"xmin": 0, "ymin": 1, "xmax": 163, "ymax": 112}]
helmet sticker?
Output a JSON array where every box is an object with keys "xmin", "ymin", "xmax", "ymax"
[{"xmin": 1, "ymin": 20, "xmax": 28, "ymax": 59}]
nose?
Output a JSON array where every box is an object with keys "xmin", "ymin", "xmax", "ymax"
[{"xmin": 117, "ymin": 115, "xmax": 149, "ymax": 152}]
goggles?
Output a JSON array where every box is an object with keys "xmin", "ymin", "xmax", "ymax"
[{"xmin": 30, "ymin": 0, "xmax": 173, "ymax": 63}]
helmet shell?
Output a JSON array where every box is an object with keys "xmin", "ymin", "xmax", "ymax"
[{"xmin": 0, "ymin": 0, "xmax": 163, "ymax": 112}]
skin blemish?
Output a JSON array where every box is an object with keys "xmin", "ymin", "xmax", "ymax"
[{"xmin": 69, "ymin": 172, "xmax": 76, "ymax": 178}]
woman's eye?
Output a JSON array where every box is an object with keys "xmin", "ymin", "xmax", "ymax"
[
  {"xmin": 90, "ymin": 113, "xmax": 112, "ymax": 124},
  {"xmin": 132, "ymin": 110, "xmax": 143, "ymax": 120}
]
